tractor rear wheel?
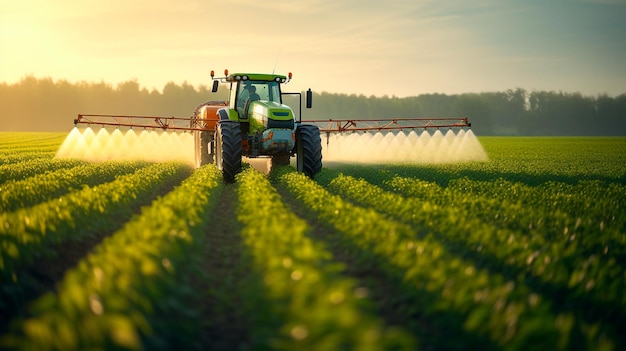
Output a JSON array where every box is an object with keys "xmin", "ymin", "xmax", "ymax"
[
  {"xmin": 216, "ymin": 121, "xmax": 242, "ymax": 183},
  {"xmin": 195, "ymin": 131, "xmax": 214, "ymax": 168},
  {"xmin": 296, "ymin": 124, "xmax": 322, "ymax": 178}
]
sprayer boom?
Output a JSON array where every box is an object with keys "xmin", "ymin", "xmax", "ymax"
[
  {"xmin": 75, "ymin": 114, "xmax": 471, "ymax": 134},
  {"xmin": 74, "ymin": 114, "xmax": 214, "ymax": 132},
  {"xmin": 302, "ymin": 118, "xmax": 471, "ymax": 133}
]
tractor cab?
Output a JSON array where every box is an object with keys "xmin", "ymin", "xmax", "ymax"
[
  {"xmin": 211, "ymin": 71, "xmax": 296, "ymax": 133},
  {"xmin": 234, "ymin": 79, "xmax": 282, "ymax": 120}
]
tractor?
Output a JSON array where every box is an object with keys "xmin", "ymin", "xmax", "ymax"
[
  {"xmin": 191, "ymin": 70, "xmax": 322, "ymax": 182},
  {"xmin": 74, "ymin": 70, "xmax": 323, "ymax": 183}
]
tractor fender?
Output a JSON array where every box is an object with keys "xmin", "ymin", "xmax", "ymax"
[{"xmin": 218, "ymin": 108, "xmax": 238, "ymax": 122}]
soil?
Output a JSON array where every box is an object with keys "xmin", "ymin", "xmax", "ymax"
[{"xmin": 193, "ymin": 184, "xmax": 256, "ymax": 351}]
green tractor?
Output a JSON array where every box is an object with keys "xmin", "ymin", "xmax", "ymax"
[{"xmin": 192, "ymin": 70, "xmax": 322, "ymax": 182}]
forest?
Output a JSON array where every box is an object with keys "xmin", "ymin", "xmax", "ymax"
[{"xmin": 1, "ymin": 76, "xmax": 624, "ymax": 135}]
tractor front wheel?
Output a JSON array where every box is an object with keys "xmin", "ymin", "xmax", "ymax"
[
  {"xmin": 296, "ymin": 124, "xmax": 322, "ymax": 178},
  {"xmin": 216, "ymin": 121, "xmax": 243, "ymax": 183}
]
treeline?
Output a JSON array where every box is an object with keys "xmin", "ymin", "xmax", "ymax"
[
  {"xmin": 311, "ymin": 89, "xmax": 626, "ymax": 136},
  {"xmin": 1, "ymin": 76, "xmax": 624, "ymax": 135},
  {"xmin": 0, "ymin": 77, "xmax": 229, "ymax": 132}
]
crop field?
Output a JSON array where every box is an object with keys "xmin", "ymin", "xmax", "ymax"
[{"xmin": 0, "ymin": 131, "xmax": 625, "ymax": 351}]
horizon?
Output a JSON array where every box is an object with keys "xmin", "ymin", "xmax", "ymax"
[
  {"xmin": 4, "ymin": 74, "xmax": 624, "ymax": 99},
  {"xmin": 2, "ymin": 0, "xmax": 625, "ymax": 98}
]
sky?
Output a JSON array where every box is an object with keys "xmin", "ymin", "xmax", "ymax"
[{"xmin": 1, "ymin": 0, "xmax": 625, "ymax": 98}]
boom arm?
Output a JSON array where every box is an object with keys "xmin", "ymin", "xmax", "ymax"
[
  {"xmin": 302, "ymin": 118, "xmax": 471, "ymax": 133},
  {"xmin": 74, "ymin": 115, "xmax": 471, "ymax": 134},
  {"xmin": 74, "ymin": 114, "xmax": 214, "ymax": 132}
]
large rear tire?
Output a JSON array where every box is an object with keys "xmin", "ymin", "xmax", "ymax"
[
  {"xmin": 216, "ymin": 121, "xmax": 242, "ymax": 183},
  {"xmin": 296, "ymin": 124, "xmax": 322, "ymax": 178},
  {"xmin": 195, "ymin": 131, "xmax": 214, "ymax": 168}
]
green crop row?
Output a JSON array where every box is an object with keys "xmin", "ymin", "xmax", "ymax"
[
  {"xmin": 0, "ymin": 133, "xmax": 66, "ymax": 166},
  {"xmin": 0, "ymin": 161, "xmax": 151, "ymax": 212},
  {"xmin": 332, "ymin": 137, "xmax": 626, "ymax": 188},
  {"xmin": 379, "ymin": 175, "xmax": 626, "ymax": 309},
  {"xmin": 236, "ymin": 167, "xmax": 414, "ymax": 350},
  {"xmin": 2, "ymin": 164, "xmax": 223, "ymax": 350},
  {"xmin": 276, "ymin": 169, "xmax": 616, "ymax": 351},
  {"xmin": 0, "ymin": 161, "xmax": 192, "ymax": 283},
  {"xmin": 0, "ymin": 158, "xmax": 88, "ymax": 184},
  {"xmin": 0, "ymin": 145, "xmax": 60, "ymax": 155},
  {"xmin": 0, "ymin": 133, "xmax": 66, "ymax": 149},
  {"xmin": 322, "ymin": 171, "xmax": 622, "ymax": 347},
  {"xmin": 441, "ymin": 177, "xmax": 625, "ymax": 239},
  {"xmin": 0, "ymin": 153, "xmax": 57, "ymax": 167},
  {"xmin": 330, "ymin": 162, "xmax": 624, "ymax": 265}
]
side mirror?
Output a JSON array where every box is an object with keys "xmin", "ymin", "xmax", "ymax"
[
  {"xmin": 212, "ymin": 80, "xmax": 219, "ymax": 93},
  {"xmin": 306, "ymin": 88, "xmax": 312, "ymax": 108}
]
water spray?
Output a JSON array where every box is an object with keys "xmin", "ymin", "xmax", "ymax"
[{"xmin": 55, "ymin": 127, "xmax": 195, "ymax": 165}]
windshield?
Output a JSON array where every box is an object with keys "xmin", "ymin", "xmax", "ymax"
[{"xmin": 237, "ymin": 80, "xmax": 281, "ymax": 107}]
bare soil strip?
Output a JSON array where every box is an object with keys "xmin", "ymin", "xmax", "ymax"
[{"xmin": 193, "ymin": 184, "xmax": 258, "ymax": 351}]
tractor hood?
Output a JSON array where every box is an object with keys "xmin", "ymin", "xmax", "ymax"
[{"xmin": 248, "ymin": 100, "xmax": 295, "ymax": 133}]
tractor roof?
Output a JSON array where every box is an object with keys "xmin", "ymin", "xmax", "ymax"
[{"xmin": 226, "ymin": 73, "xmax": 289, "ymax": 83}]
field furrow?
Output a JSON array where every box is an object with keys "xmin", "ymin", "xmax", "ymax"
[{"xmin": 192, "ymin": 182, "xmax": 257, "ymax": 350}]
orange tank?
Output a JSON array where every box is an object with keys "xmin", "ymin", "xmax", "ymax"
[{"xmin": 196, "ymin": 101, "xmax": 228, "ymax": 131}]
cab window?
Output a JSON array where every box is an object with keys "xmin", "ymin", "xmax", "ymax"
[{"xmin": 236, "ymin": 81, "xmax": 282, "ymax": 111}]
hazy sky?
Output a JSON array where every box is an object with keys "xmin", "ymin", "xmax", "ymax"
[{"xmin": 1, "ymin": 0, "xmax": 625, "ymax": 97}]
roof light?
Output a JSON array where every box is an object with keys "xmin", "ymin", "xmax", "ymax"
[
  {"xmin": 288, "ymin": 72, "xmax": 293, "ymax": 79},
  {"xmin": 224, "ymin": 69, "xmax": 229, "ymax": 76},
  {"xmin": 210, "ymin": 70, "xmax": 215, "ymax": 78}
]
